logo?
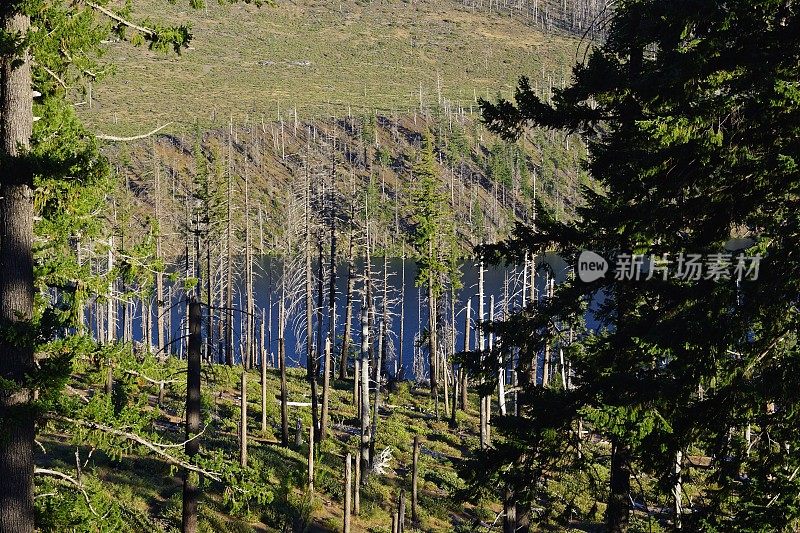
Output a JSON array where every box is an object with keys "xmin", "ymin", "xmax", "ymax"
[{"xmin": 578, "ymin": 250, "xmax": 608, "ymax": 282}]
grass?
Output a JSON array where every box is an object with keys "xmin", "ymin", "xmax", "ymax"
[{"xmin": 82, "ymin": 0, "xmax": 582, "ymax": 136}]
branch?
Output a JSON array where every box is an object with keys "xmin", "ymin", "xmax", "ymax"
[
  {"xmin": 96, "ymin": 122, "xmax": 172, "ymax": 142},
  {"xmin": 85, "ymin": 1, "xmax": 155, "ymax": 37},
  {"xmin": 124, "ymin": 369, "xmax": 180, "ymax": 386},
  {"xmin": 49, "ymin": 416, "xmax": 223, "ymax": 482},
  {"xmin": 34, "ymin": 467, "xmax": 104, "ymax": 518}
]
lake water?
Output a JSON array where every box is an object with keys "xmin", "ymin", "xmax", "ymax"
[{"xmin": 101, "ymin": 256, "xmax": 572, "ymax": 378}]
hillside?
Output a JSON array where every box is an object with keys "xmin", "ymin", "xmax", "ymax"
[
  {"xmin": 86, "ymin": 0, "xmax": 592, "ymax": 258},
  {"xmin": 82, "ymin": 0, "xmax": 585, "ymax": 136},
  {"xmin": 40, "ymin": 350, "xmax": 621, "ymax": 532}
]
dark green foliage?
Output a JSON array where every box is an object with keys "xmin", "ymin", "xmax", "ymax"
[{"xmin": 471, "ymin": 0, "xmax": 800, "ymax": 530}]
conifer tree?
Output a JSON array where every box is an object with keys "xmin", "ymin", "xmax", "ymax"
[
  {"xmin": 1, "ymin": 2, "xmax": 270, "ymax": 529},
  {"xmin": 467, "ymin": 1, "xmax": 800, "ymax": 531},
  {"xmin": 407, "ymin": 132, "xmax": 460, "ymax": 412}
]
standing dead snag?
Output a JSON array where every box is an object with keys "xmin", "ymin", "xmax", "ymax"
[
  {"xmin": 261, "ymin": 319, "xmax": 268, "ymax": 433},
  {"xmin": 398, "ymin": 490, "xmax": 406, "ymax": 533},
  {"xmin": 343, "ymin": 453, "xmax": 352, "ymax": 533},
  {"xmin": 240, "ymin": 371, "xmax": 247, "ymax": 468},
  {"xmin": 411, "ymin": 435, "xmax": 420, "ymax": 526},
  {"xmin": 359, "ymin": 296, "xmax": 372, "ymax": 484},
  {"xmin": 307, "ymin": 422, "xmax": 314, "ymax": 493},
  {"xmin": 182, "ymin": 299, "xmax": 201, "ymax": 533},
  {"xmin": 354, "ymin": 448, "xmax": 361, "ymax": 515},
  {"xmin": 461, "ymin": 299, "xmax": 471, "ymax": 412},
  {"xmin": 321, "ymin": 336, "xmax": 332, "ymax": 441}
]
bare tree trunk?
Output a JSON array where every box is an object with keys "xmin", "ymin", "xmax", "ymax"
[
  {"xmin": 381, "ymin": 255, "xmax": 390, "ymax": 378},
  {"xmin": 478, "ymin": 262, "xmax": 488, "ymax": 449},
  {"xmin": 369, "ymin": 320, "xmax": 384, "ymax": 467},
  {"xmin": 461, "ymin": 299, "xmax": 471, "ymax": 412},
  {"xmin": 182, "ymin": 300, "xmax": 201, "ymax": 533},
  {"xmin": 307, "ymin": 422, "xmax": 315, "ymax": 493},
  {"xmin": 261, "ymin": 311, "xmax": 268, "ymax": 433},
  {"xmin": 354, "ymin": 447, "xmax": 361, "ymax": 515},
  {"xmin": 398, "ymin": 490, "xmax": 406, "ymax": 533},
  {"xmin": 316, "ymin": 235, "xmax": 325, "ymax": 378},
  {"xmin": 245, "ymin": 169, "xmax": 254, "ymax": 370},
  {"xmin": 339, "ymin": 198, "xmax": 356, "ymax": 380},
  {"xmin": 279, "ymin": 273, "xmax": 289, "ymax": 447},
  {"xmin": 154, "ymin": 145, "xmax": 166, "ymax": 359},
  {"xmin": 225, "ymin": 143, "xmax": 234, "ymax": 366},
  {"xmin": 240, "ymin": 370, "xmax": 248, "ymax": 467},
  {"xmin": 359, "ymin": 296, "xmax": 371, "ymax": 484},
  {"xmin": 107, "ymin": 236, "xmax": 115, "ymax": 343},
  {"xmin": 411, "ymin": 435, "xmax": 420, "ymax": 526},
  {"xmin": 0, "ymin": 9, "xmax": 34, "ymax": 529},
  {"xmin": 673, "ymin": 450, "xmax": 683, "ymax": 530},
  {"xmin": 399, "ymin": 245, "xmax": 406, "ymax": 378},
  {"xmin": 305, "ymin": 175, "xmax": 320, "ymax": 441},
  {"xmin": 344, "ymin": 453, "xmax": 352, "ymax": 533},
  {"xmin": 428, "ymin": 243, "xmax": 439, "ymax": 414},
  {"xmin": 321, "ymin": 336, "xmax": 331, "ymax": 440}
]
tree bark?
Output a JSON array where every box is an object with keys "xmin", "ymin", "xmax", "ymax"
[
  {"xmin": 411, "ymin": 435, "xmax": 420, "ymax": 526},
  {"xmin": 320, "ymin": 336, "xmax": 331, "ymax": 441},
  {"xmin": 239, "ymin": 371, "xmax": 247, "ymax": 467},
  {"xmin": 0, "ymin": 9, "xmax": 35, "ymax": 531},
  {"xmin": 607, "ymin": 439, "xmax": 631, "ymax": 532},
  {"xmin": 225, "ymin": 135, "xmax": 234, "ymax": 366},
  {"xmin": 461, "ymin": 299, "xmax": 471, "ymax": 412},
  {"xmin": 359, "ymin": 296, "xmax": 371, "ymax": 484},
  {"xmin": 279, "ymin": 274, "xmax": 289, "ymax": 447},
  {"xmin": 339, "ymin": 199, "xmax": 356, "ymax": 380},
  {"xmin": 182, "ymin": 300, "xmax": 201, "ymax": 533},
  {"xmin": 343, "ymin": 453, "xmax": 352, "ymax": 533}
]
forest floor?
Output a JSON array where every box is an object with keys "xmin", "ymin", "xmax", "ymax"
[{"xmin": 38, "ymin": 351, "xmax": 605, "ymax": 532}]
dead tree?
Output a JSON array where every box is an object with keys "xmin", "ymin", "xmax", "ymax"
[
  {"xmin": 359, "ymin": 294, "xmax": 372, "ymax": 484},
  {"xmin": 344, "ymin": 453, "xmax": 352, "ymax": 533},
  {"xmin": 412, "ymin": 435, "xmax": 420, "ymax": 526},
  {"xmin": 239, "ymin": 370, "xmax": 247, "ymax": 467},
  {"xmin": 321, "ymin": 336, "xmax": 332, "ymax": 440}
]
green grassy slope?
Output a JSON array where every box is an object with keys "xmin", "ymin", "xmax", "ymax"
[{"xmin": 82, "ymin": 0, "xmax": 581, "ymax": 136}]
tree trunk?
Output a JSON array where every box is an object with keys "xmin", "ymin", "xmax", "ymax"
[
  {"xmin": 245, "ymin": 169, "xmax": 253, "ymax": 370},
  {"xmin": 673, "ymin": 450, "xmax": 683, "ymax": 530},
  {"xmin": 607, "ymin": 439, "xmax": 631, "ymax": 532},
  {"xmin": 154, "ymin": 146, "xmax": 166, "ymax": 359},
  {"xmin": 461, "ymin": 299, "xmax": 471, "ymax": 412},
  {"xmin": 182, "ymin": 300, "xmax": 202, "ymax": 533},
  {"xmin": 307, "ymin": 422, "xmax": 315, "ymax": 492},
  {"xmin": 478, "ymin": 262, "xmax": 488, "ymax": 449},
  {"xmin": 359, "ymin": 296, "xmax": 371, "ymax": 484},
  {"xmin": 369, "ymin": 320, "xmax": 384, "ymax": 467},
  {"xmin": 339, "ymin": 201, "xmax": 356, "ymax": 380},
  {"xmin": 107, "ymin": 236, "xmax": 115, "ymax": 343},
  {"xmin": 0, "ymin": 8, "xmax": 35, "ymax": 530},
  {"xmin": 428, "ymin": 244, "xmax": 438, "ymax": 411},
  {"xmin": 261, "ymin": 313, "xmax": 268, "ymax": 433},
  {"xmin": 411, "ymin": 435, "xmax": 420, "ymax": 526},
  {"xmin": 240, "ymin": 371, "xmax": 248, "ymax": 467},
  {"xmin": 225, "ymin": 138, "xmax": 234, "ymax": 366},
  {"xmin": 321, "ymin": 336, "xmax": 331, "ymax": 440},
  {"xmin": 305, "ymin": 178, "xmax": 320, "ymax": 441},
  {"xmin": 343, "ymin": 453, "xmax": 352, "ymax": 533},
  {"xmin": 279, "ymin": 275, "xmax": 289, "ymax": 447}
]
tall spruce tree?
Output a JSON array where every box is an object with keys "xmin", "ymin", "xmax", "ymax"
[
  {"xmin": 407, "ymin": 132, "xmax": 460, "ymax": 411},
  {"xmin": 1, "ymin": 2, "xmax": 270, "ymax": 530},
  {"xmin": 466, "ymin": 1, "xmax": 800, "ymax": 531}
]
